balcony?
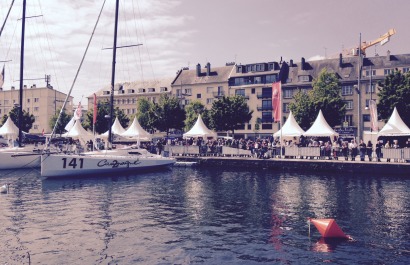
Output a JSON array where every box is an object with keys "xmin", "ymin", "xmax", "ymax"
[
  {"xmin": 257, "ymin": 105, "xmax": 273, "ymax": 111},
  {"xmin": 257, "ymin": 93, "xmax": 272, "ymax": 99},
  {"xmin": 259, "ymin": 117, "xmax": 274, "ymax": 123},
  {"xmin": 212, "ymin": 91, "xmax": 225, "ymax": 98},
  {"xmin": 235, "ymin": 94, "xmax": 249, "ymax": 99}
]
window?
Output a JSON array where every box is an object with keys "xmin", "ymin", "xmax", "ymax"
[
  {"xmin": 262, "ymin": 112, "xmax": 272, "ymax": 123},
  {"xmin": 27, "ymin": 98, "xmax": 30, "ymax": 103},
  {"xmin": 207, "ymin": 87, "xmax": 213, "ymax": 93},
  {"xmin": 122, "ymin": 99, "xmax": 125, "ymax": 104},
  {"xmin": 384, "ymin": 69, "xmax": 393, "ymax": 75},
  {"xmin": 251, "ymin": 88, "xmax": 255, "ymax": 94},
  {"xmin": 298, "ymin": 75, "xmax": 310, "ymax": 82},
  {"xmin": 283, "ymin": 103, "xmax": 290, "ymax": 113},
  {"xmin": 138, "ymin": 88, "xmax": 145, "ymax": 93},
  {"xmin": 132, "ymin": 109, "xmax": 136, "ymax": 114},
  {"xmin": 184, "ymin": 88, "xmax": 192, "ymax": 95},
  {"xmin": 343, "ymin": 115, "xmax": 353, "ymax": 126},
  {"xmin": 132, "ymin": 98, "xmax": 136, "ymax": 104},
  {"xmin": 160, "ymin": 87, "xmax": 168, "ymax": 92},
  {"xmin": 365, "ymin": 70, "xmax": 376, "ymax": 76},
  {"xmin": 344, "ymin": 100, "xmax": 353, "ymax": 110},
  {"xmin": 34, "ymin": 107, "xmax": 39, "ymax": 112},
  {"xmin": 341, "ymin": 85, "xmax": 353, "ymax": 96},
  {"xmin": 148, "ymin": 88, "xmax": 155, "ymax": 92},
  {"xmin": 197, "ymin": 94, "xmax": 201, "ymax": 99},
  {"xmin": 206, "ymin": 98, "xmax": 213, "ymax": 104},
  {"xmin": 0, "ymin": 109, "xmax": 1, "ymax": 114},
  {"xmin": 262, "ymin": 100, "xmax": 272, "ymax": 110},
  {"xmin": 363, "ymin": 114, "xmax": 370, "ymax": 122},
  {"xmin": 34, "ymin": 98, "xmax": 39, "ymax": 103},
  {"xmin": 403, "ymin": 67, "xmax": 410, "ymax": 73},
  {"xmin": 235, "ymin": 89, "xmax": 245, "ymax": 97},
  {"xmin": 33, "ymin": 125, "xmax": 38, "ymax": 130},
  {"xmin": 283, "ymin": 89, "xmax": 293, "ymax": 99},
  {"xmin": 254, "ymin": 76, "xmax": 262, "ymax": 84},
  {"xmin": 127, "ymin": 99, "xmax": 130, "ymax": 104},
  {"xmin": 247, "ymin": 124, "xmax": 251, "ymax": 130},
  {"xmin": 27, "ymin": 108, "xmax": 30, "ymax": 112},
  {"xmin": 262, "ymin": 124, "xmax": 273, "ymax": 130},
  {"xmin": 266, "ymin": 75, "xmax": 277, "ymax": 83},
  {"xmin": 366, "ymin": 84, "xmax": 375, "ymax": 94},
  {"xmin": 127, "ymin": 109, "xmax": 130, "ymax": 114}
]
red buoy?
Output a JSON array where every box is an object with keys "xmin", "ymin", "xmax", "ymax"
[{"xmin": 309, "ymin": 218, "xmax": 350, "ymax": 239}]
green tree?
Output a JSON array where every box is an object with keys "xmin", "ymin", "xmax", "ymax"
[
  {"xmin": 136, "ymin": 98, "xmax": 155, "ymax": 131},
  {"xmin": 290, "ymin": 68, "xmax": 346, "ymax": 128},
  {"xmin": 289, "ymin": 89, "xmax": 315, "ymax": 130},
  {"xmin": 377, "ymin": 69, "xmax": 410, "ymax": 125},
  {"xmin": 1, "ymin": 105, "xmax": 35, "ymax": 132},
  {"xmin": 184, "ymin": 100, "xmax": 211, "ymax": 131},
  {"xmin": 209, "ymin": 96, "xmax": 253, "ymax": 137},
  {"xmin": 83, "ymin": 102, "xmax": 129, "ymax": 134},
  {"xmin": 151, "ymin": 94, "xmax": 185, "ymax": 135},
  {"xmin": 49, "ymin": 109, "xmax": 72, "ymax": 135}
]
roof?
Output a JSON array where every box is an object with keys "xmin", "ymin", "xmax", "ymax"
[
  {"xmin": 378, "ymin": 107, "xmax": 410, "ymax": 136},
  {"xmin": 273, "ymin": 111, "xmax": 305, "ymax": 138},
  {"xmin": 183, "ymin": 114, "xmax": 217, "ymax": 139},
  {"xmin": 172, "ymin": 65, "xmax": 235, "ymax": 86},
  {"xmin": 303, "ymin": 110, "xmax": 339, "ymax": 137}
]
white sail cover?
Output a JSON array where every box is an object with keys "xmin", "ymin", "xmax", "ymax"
[
  {"xmin": 273, "ymin": 111, "xmax": 305, "ymax": 138},
  {"xmin": 101, "ymin": 117, "xmax": 126, "ymax": 138},
  {"xmin": 62, "ymin": 120, "xmax": 93, "ymax": 143},
  {"xmin": 378, "ymin": 107, "xmax": 410, "ymax": 136},
  {"xmin": 303, "ymin": 110, "xmax": 339, "ymax": 137},
  {"xmin": 0, "ymin": 117, "xmax": 19, "ymax": 139},
  {"xmin": 121, "ymin": 117, "xmax": 152, "ymax": 141},
  {"xmin": 183, "ymin": 114, "xmax": 217, "ymax": 139}
]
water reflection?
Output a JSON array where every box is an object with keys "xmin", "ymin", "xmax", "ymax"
[{"xmin": 311, "ymin": 237, "xmax": 347, "ymax": 253}]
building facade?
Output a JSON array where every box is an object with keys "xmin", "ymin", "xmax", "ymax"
[{"xmin": 0, "ymin": 84, "xmax": 73, "ymax": 134}]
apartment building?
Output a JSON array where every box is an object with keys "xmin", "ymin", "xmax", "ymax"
[
  {"xmin": 87, "ymin": 77, "xmax": 173, "ymax": 118},
  {"xmin": 0, "ymin": 84, "xmax": 73, "ymax": 134}
]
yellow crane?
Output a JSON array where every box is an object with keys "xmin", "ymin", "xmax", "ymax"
[{"xmin": 350, "ymin": 29, "xmax": 396, "ymax": 56}]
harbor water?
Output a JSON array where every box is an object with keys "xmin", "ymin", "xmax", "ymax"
[{"xmin": 0, "ymin": 167, "xmax": 409, "ymax": 264}]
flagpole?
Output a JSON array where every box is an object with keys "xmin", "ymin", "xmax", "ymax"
[{"xmin": 280, "ymin": 82, "xmax": 283, "ymax": 158}]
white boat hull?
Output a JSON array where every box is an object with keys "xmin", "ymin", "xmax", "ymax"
[
  {"xmin": 0, "ymin": 148, "xmax": 41, "ymax": 169},
  {"xmin": 41, "ymin": 153, "xmax": 175, "ymax": 178}
]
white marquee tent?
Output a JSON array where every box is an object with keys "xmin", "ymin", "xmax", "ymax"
[
  {"xmin": 303, "ymin": 110, "xmax": 339, "ymax": 138},
  {"xmin": 121, "ymin": 117, "xmax": 152, "ymax": 141},
  {"xmin": 0, "ymin": 117, "xmax": 19, "ymax": 140},
  {"xmin": 183, "ymin": 114, "xmax": 217, "ymax": 139},
  {"xmin": 273, "ymin": 111, "xmax": 305, "ymax": 138},
  {"xmin": 101, "ymin": 117, "xmax": 126, "ymax": 138},
  {"xmin": 378, "ymin": 107, "xmax": 410, "ymax": 136},
  {"xmin": 62, "ymin": 120, "xmax": 93, "ymax": 144}
]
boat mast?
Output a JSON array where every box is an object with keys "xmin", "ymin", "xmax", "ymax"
[
  {"xmin": 108, "ymin": 0, "xmax": 120, "ymax": 148},
  {"xmin": 18, "ymin": 0, "xmax": 26, "ymax": 147},
  {"xmin": 0, "ymin": 0, "xmax": 15, "ymax": 38}
]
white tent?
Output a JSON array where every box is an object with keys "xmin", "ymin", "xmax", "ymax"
[
  {"xmin": 303, "ymin": 110, "xmax": 339, "ymax": 138},
  {"xmin": 273, "ymin": 111, "xmax": 305, "ymax": 138},
  {"xmin": 378, "ymin": 107, "xmax": 410, "ymax": 136},
  {"xmin": 101, "ymin": 117, "xmax": 126, "ymax": 138},
  {"xmin": 62, "ymin": 120, "xmax": 93, "ymax": 144},
  {"xmin": 183, "ymin": 114, "xmax": 217, "ymax": 139},
  {"xmin": 121, "ymin": 117, "xmax": 152, "ymax": 141},
  {"xmin": 0, "ymin": 117, "xmax": 19, "ymax": 140}
]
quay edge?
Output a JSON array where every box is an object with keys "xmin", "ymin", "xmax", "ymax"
[{"xmin": 174, "ymin": 156, "xmax": 410, "ymax": 176}]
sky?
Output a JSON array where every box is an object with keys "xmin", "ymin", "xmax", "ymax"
[{"xmin": 1, "ymin": 0, "xmax": 410, "ymax": 106}]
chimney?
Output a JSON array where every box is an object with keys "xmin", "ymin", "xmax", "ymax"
[
  {"xmin": 301, "ymin": 57, "xmax": 305, "ymax": 70},
  {"xmin": 206, "ymin": 62, "xmax": 211, "ymax": 76},
  {"xmin": 339, "ymin": 53, "xmax": 343, "ymax": 67},
  {"xmin": 387, "ymin": 50, "xmax": 391, "ymax": 61},
  {"xmin": 24, "ymin": 85, "xmax": 27, "ymax": 89},
  {"xmin": 196, "ymin": 63, "xmax": 201, "ymax": 77},
  {"xmin": 289, "ymin": 59, "xmax": 293, "ymax": 67}
]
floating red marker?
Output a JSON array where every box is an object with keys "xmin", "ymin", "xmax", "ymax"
[{"xmin": 309, "ymin": 218, "xmax": 351, "ymax": 239}]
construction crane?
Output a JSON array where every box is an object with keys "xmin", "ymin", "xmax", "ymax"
[{"xmin": 350, "ymin": 29, "xmax": 396, "ymax": 57}]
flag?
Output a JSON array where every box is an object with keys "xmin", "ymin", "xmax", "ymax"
[
  {"xmin": 93, "ymin": 93, "xmax": 97, "ymax": 124},
  {"xmin": 0, "ymin": 65, "xmax": 4, "ymax": 88},
  {"xmin": 272, "ymin": 81, "xmax": 281, "ymax": 122},
  {"xmin": 369, "ymin": 100, "xmax": 378, "ymax": 132},
  {"xmin": 74, "ymin": 101, "xmax": 82, "ymax": 120}
]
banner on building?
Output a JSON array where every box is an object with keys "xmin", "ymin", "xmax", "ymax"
[
  {"xmin": 272, "ymin": 81, "xmax": 281, "ymax": 122},
  {"xmin": 369, "ymin": 100, "xmax": 378, "ymax": 132}
]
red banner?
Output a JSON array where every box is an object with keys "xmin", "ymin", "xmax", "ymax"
[
  {"xmin": 93, "ymin": 93, "xmax": 97, "ymax": 124},
  {"xmin": 272, "ymin": 81, "xmax": 281, "ymax": 122}
]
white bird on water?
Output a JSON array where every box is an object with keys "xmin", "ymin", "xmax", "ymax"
[{"xmin": 0, "ymin": 183, "xmax": 10, "ymax": 194}]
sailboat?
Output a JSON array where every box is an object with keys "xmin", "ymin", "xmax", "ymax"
[
  {"xmin": 40, "ymin": 0, "xmax": 175, "ymax": 178},
  {"xmin": 0, "ymin": 0, "xmax": 41, "ymax": 169}
]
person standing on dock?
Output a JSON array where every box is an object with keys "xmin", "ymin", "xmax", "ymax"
[
  {"xmin": 359, "ymin": 140, "xmax": 366, "ymax": 161},
  {"xmin": 375, "ymin": 140, "xmax": 383, "ymax": 162},
  {"xmin": 366, "ymin": 140, "xmax": 373, "ymax": 161}
]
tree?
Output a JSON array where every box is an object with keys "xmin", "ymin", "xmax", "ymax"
[
  {"xmin": 83, "ymin": 102, "xmax": 129, "ymax": 134},
  {"xmin": 209, "ymin": 96, "xmax": 253, "ymax": 136},
  {"xmin": 136, "ymin": 98, "xmax": 155, "ymax": 131},
  {"xmin": 290, "ymin": 68, "xmax": 346, "ymax": 128},
  {"xmin": 289, "ymin": 89, "xmax": 315, "ymax": 130},
  {"xmin": 184, "ymin": 100, "xmax": 211, "ymax": 131},
  {"xmin": 49, "ymin": 109, "xmax": 72, "ymax": 135},
  {"xmin": 377, "ymin": 69, "xmax": 410, "ymax": 126},
  {"xmin": 151, "ymin": 94, "xmax": 185, "ymax": 135},
  {"xmin": 1, "ymin": 105, "xmax": 35, "ymax": 132}
]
